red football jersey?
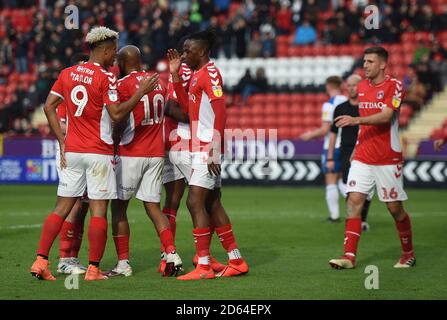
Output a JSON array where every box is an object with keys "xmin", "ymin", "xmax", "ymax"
[
  {"xmin": 164, "ymin": 63, "xmax": 192, "ymax": 151},
  {"xmin": 353, "ymin": 76, "xmax": 404, "ymax": 165},
  {"xmin": 117, "ymin": 71, "xmax": 166, "ymax": 157},
  {"xmin": 50, "ymin": 61, "xmax": 119, "ymax": 155},
  {"xmin": 187, "ymin": 61, "xmax": 226, "ymax": 153}
]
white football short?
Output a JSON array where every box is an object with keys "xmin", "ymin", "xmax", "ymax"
[
  {"xmin": 162, "ymin": 151, "xmax": 192, "ymax": 184},
  {"xmin": 189, "ymin": 152, "xmax": 222, "ymax": 190},
  {"xmin": 346, "ymin": 160, "xmax": 408, "ymax": 202},
  {"xmin": 57, "ymin": 152, "xmax": 117, "ymax": 200},
  {"xmin": 55, "ymin": 145, "xmax": 89, "ymax": 202},
  {"xmin": 116, "ymin": 156, "xmax": 164, "ymax": 203}
]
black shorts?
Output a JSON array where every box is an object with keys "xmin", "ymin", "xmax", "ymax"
[{"xmin": 340, "ymin": 146, "xmax": 355, "ymax": 184}]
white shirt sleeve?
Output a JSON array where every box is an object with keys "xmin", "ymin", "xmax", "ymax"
[{"xmin": 321, "ymin": 102, "xmax": 335, "ymax": 123}]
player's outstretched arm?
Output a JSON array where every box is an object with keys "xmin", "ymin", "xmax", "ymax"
[
  {"xmin": 300, "ymin": 122, "xmax": 331, "ymax": 141},
  {"xmin": 165, "ymin": 99, "xmax": 189, "ymax": 123},
  {"xmin": 336, "ymin": 107, "xmax": 394, "ymax": 128},
  {"xmin": 44, "ymin": 94, "xmax": 67, "ymax": 169},
  {"xmin": 107, "ymin": 73, "xmax": 159, "ymax": 122}
]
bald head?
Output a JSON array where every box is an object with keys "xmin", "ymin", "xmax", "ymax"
[
  {"xmin": 117, "ymin": 45, "xmax": 142, "ymax": 75},
  {"xmin": 347, "ymin": 74, "xmax": 362, "ymax": 85},
  {"xmin": 346, "ymin": 74, "xmax": 362, "ymax": 100}
]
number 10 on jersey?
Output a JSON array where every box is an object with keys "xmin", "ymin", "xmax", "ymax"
[{"xmin": 140, "ymin": 93, "xmax": 164, "ymax": 125}]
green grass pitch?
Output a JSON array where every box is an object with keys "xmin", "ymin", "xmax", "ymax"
[{"xmin": 0, "ymin": 185, "xmax": 446, "ymax": 300}]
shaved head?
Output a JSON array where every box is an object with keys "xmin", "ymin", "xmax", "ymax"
[
  {"xmin": 347, "ymin": 74, "xmax": 362, "ymax": 86},
  {"xmin": 117, "ymin": 45, "xmax": 142, "ymax": 75},
  {"xmin": 346, "ymin": 74, "xmax": 362, "ymax": 100}
]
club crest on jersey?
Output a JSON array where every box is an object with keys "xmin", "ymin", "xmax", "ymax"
[
  {"xmin": 212, "ymin": 85, "xmax": 223, "ymax": 97},
  {"xmin": 108, "ymin": 89, "xmax": 118, "ymax": 102},
  {"xmin": 349, "ymin": 180, "xmax": 356, "ymax": 187},
  {"xmin": 192, "ymin": 78, "xmax": 198, "ymax": 87},
  {"xmin": 377, "ymin": 90, "xmax": 384, "ymax": 100}
]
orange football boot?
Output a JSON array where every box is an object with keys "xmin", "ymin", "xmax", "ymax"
[
  {"xmin": 84, "ymin": 265, "xmax": 108, "ymax": 281},
  {"xmin": 216, "ymin": 259, "xmax": 249, "ymax": 277},
  {"xmin": 30, "ymin": 256, "xmax": 56, "ymax": 281},
  {"xmin": 177, "ymin": 265, "xmax": 215, "ymax": 281}
]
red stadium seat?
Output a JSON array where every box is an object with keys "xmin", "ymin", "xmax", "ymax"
[
  {"xmin": 291, "ymin": 127, "xmax": 303, "ymax": 138},
  {"xmin": 278, "ymin": 103, "xmax": 290, "ymax": 115},
  {"xmin": 276, "ymin": 94, "xmax": 290, "ymax": 103},
  {"xmin": 264, "ymin": 104, "xmax": 276, "ymax": 115}
]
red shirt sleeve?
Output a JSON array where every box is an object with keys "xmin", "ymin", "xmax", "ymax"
[
  {"xmin": 50, "ymin": 71, "xmax": 65, "ymax": 100},
  {"xmin": 117, "ymin": 79, "xmax": 130, "ymax": 102},
  {"xmin": 387, "ymin": 79, "xmax": 404, "ymax": 111},
  {"xmin": 200, "ymin": 72, "xmax": 226, "ymax": 140},
  {"xmin": 102, "ymin": 73, "xmax": 120, "ymax": 106}
]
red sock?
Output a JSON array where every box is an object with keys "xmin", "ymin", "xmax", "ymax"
[
  {"xmin": 163, "ymin": 208, "xmax": 177, "ymax": 240},
  {"xmin": 395, "ymin": 213, "xmax": 414, "ymax": 255},
  {"xmin": 209, "ymin": 221, "xmax": 215, "ymax": 245},
  {"xmin": 59, "ymin": 221, "xmax": 74, "ymax": 258},
  {"xmin": 69, "ymin": 220, "xmax": 85, "ymax": 258},
  {"xmin": 159, "ymin": 228, "xmax": 175, "ymax": 253},
  {"xmin": 344, "ymin": 218, "xmax": 362, "ymax": 261},
  {"xmin": 160, "ymin": 208, "xmax": 177, "ymax": 253},
  {"xmin": 88, "ymin": 216, "xmax": 108, "ymax": 264},
  {"xmin": 193, "ymin": 227, "xmax": 211, "ymax": 261},
  {"xmin": 215, "ymin": 224, "xmax": 243, "ymax": 264},
  {"xmin": 215, "ymin": 224, "xmax": 238, "ymax": 252},
  {"xmin": 113, "ymin": 235, "xmax": 129, "ymax": 260},
  {"xmin": 37, "ymin": 213, "xmax": 64, "ymax": 257}
]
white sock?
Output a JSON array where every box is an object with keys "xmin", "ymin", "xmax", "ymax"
[
  {"xmin": 337, "ymin": 179, "xmax": 347, "ymax": 198},
  {"xmin": 326, "ymin": 184, "xmax": 340, "ymax": 219},
  {"xmin": 198, "ymin": 256, "xmax": 210, "ymax": 265},
  {"xmin": 228, "ymin": 248, "xmax": 242, "ymax": 260},
  {"xmin": 118, "ymin": 259, "xmax": 129, "ymax": 268}
]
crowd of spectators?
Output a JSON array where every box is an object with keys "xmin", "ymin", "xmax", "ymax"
[{"xmin": 1, "ymin": 0, "xmax": 447, "ymax": 134}]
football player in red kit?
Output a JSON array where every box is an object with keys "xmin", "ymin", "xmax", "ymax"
[
  {"xmin": 168, "ymin": 29, "xmax": 249, "ymax": 280},
  {"xmin": 106, "ymin": 45, "xmax": 183, "ymax": 277},
  {"xmin": 329, "ymin": 46, "xmax": 415, "ymax": 269}
]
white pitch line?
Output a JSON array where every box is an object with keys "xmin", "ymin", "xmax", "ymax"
[{"xmin": 0, "ymin": 223, "xmax": 42, "ymax": 230}]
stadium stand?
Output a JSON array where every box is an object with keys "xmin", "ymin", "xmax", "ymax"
[{"xmin": 0, "ymin": 0, "xmax": 446, "ymax": 151}]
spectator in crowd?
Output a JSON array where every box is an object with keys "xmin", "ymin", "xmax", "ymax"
[
  {"xmin": 247, "ymin": 31, "xmax": 262, "ymax": 58},
  {"xmin": 331, "ymin": 18, "xmax": 351, "ymax": 44},
  {"xmin": 276, "ymin": 1, "xmax": 293, "ymax": 35},
  {"xmin": 403, "ymin": 66, "xmax": 428, "ymax": 111},
  {"xmin": 14, "ymin": 33, "xmax": 29, "ymax": 73},
  {"xmin": 233, "ymin": 16, "xmax": 247, "ymax": 58},
  {"xmin": 303, "ymin": 0, "xmax": 319, "ymax": 27},
  {"xmin": 0, "ymin": 38, "xmax": 13, "ymax": 68},
  {"xmin": 293, "ymin": 20, "xmax": 317, "ymax": 45},
  {"xmin": 237, "ymin": 67, "xmax": 270, "ymax": 102},
  {"xmin": 261, "ymin": 30, "xmax": 276, "ymax": 57},
  {"xmin": 429, "ymin": 41, "xmax": 447, "ymax": 87}
]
